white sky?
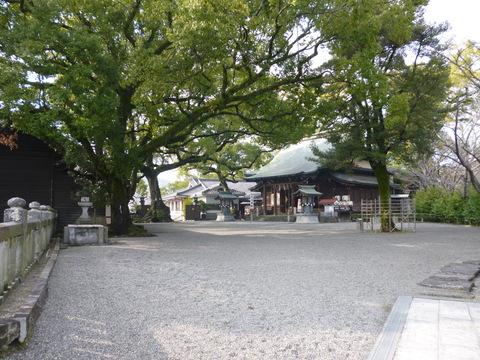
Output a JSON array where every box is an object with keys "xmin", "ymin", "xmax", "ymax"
[{"xmin": 424, "ymin": 0, "xmax": 480, "ymax": 43}]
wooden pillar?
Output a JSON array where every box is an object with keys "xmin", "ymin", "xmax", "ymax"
[
  {"xmin": 285, "ymin": 186, "xmax": 290, "ymax": 214},
  {"xmin": 262, "ymin": 184, "xmax": 267, "ymax": 215},
  {"xmin": 273, "ymin": 186, "xmax": 277, "ymax": 215}
]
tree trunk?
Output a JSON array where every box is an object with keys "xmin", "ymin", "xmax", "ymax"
[
  {"xmin": 371, "ymin": 162, "xmax": 394, "ymax": 232},
  {"xmin": 109, "ymin": 177, "xmax": 134, "ymax": 235},
  {"xmin": 142, "ymin": 159, "xmax": 172, "ymax": 222},
  {"xmin": 146, "ymin": 172, "xmax": 172, "ymax": 222}
]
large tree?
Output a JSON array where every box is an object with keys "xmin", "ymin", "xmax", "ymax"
[
  {"xmin": 440, "ymin": 41, "xmax": 480, "ymax": 194},
  {"xmin": 0, "ymin": 0, "xmax": 332, "ymax": 234},
  {"xmin": 312, "ymin": 0, "xmax": 451, "ymax": 231}
]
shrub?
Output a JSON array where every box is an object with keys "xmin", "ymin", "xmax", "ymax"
[
  {"xmin": 443, "ymin": 191, "xmax": 465, "ymax": 224},
  {"xmin": 415, "ymin": 187, "xmax": 445, "ymax": 222},
  {"xmin": 182, "ymin": 197, "xmax": 193, "ymax": 218},
  {"xmin": 465, "ymin": 192, "xmax": 480, "ymax": 225},
  {"xmin": 415, "ymin": 187, "xmax": 480, "ymax": 225}
]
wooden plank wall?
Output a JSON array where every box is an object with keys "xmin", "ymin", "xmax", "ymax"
[{"xmin": 0, "ymin": 133, "xmax": 90, "ymax": 230}]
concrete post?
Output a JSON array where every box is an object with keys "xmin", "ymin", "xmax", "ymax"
[
  {"xmin": 4, "ymin": 197, "xmax": 27, "ymax": 225},
  {"xmin": 4, "ymin": 197, "xmax": 27, "ymax": 281},
  {"xmin": 39, "ymin": 205, "xmax": 49, "ymax": 220},
  {"xmin": 28, "ymin": 202, "xmax": 42, "ymax": 262},
  {"xmin": 39, "ymin": 205, "xmax": 53, "ymax": 249},
  {"xmin": 28, "ymin": 201, "xmax": 42, "ymax": 221}
]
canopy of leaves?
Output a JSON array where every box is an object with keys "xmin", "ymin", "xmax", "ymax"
[
  {"xmin": 181, "ymin": 139, "xmax": 274, "ymax": 186},
  {"xmin": 0, "ymin": 0, "xmax": 335, "ymax": 233},
  {"xmin": 308, "ymin": 0, "xmax": 451, "ymax": 231},
  {"xmin": 314, "ymin": 0, "xmax": 450, "ymax": 168}
]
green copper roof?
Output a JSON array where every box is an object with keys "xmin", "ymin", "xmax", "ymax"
[
  {"xmin": 245, "ymin": 137, "xmax": 330, "ymax": 180},
  {"xmin": 215, "ymin": 191, "xmax": 238, "ymax": 199},
  {"xmin": 292, "ymin": 185, "xmax": 323, "ymax": 196}
]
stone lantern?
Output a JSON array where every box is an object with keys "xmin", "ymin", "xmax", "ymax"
[
  {"xmin": 77, "ymin": 196, "xmax": 93, "ymax": 224},
  {"xmin": 64, "ymin": 192, "xmax": 108, "ymax": 246},
  {"xmin": 292, "ymin": 185, "xmax": 322, "ymax": 223},
  {"xmin": 215, "ymin": 189, "xmax": 237, "ymax": 221}
]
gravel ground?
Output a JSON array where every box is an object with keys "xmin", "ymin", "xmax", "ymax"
[{"xmin": 4, "ymin": 221, "xmax": 480, "ymax": 360}]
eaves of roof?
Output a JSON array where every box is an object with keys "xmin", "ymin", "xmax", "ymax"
[{"xmin": 330, "ymin": 172, "xmax": 399, "ymax": 188}]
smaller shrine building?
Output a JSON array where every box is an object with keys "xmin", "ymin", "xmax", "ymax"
[{"xmin": 163, "ymin": 178, "xmax": 256, "ymax": 221}]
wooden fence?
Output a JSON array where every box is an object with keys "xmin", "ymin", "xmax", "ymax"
[{"xmin": 360, "ymin": 198, "xmax": 416, "ymax": 232}]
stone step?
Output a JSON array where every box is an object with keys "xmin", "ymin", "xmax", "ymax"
[
  {"xmin": 418, "ymin": 287, "xmax": 476, "ymax": 300},
  {"xmin": 431, "ymin": 272, "xmax": 475, "ymax": 282},
  {"xmin": 418, "ymin": 278, "xmax": 474, "ymax": 292},
  {"xmin": 440, "ymin": 263, "xmax": 480, "ymax": 277},
  {"xmin": 463, "ymin": 260, "xmax": 480, "ymax": 266}
]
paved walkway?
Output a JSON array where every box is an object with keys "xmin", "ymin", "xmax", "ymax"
[
  {"xmin": 369, "ymin": 296, "xmax": 480, "ymax": 360},
  {"xmin": 2, "ymin": 222, "xmax": 480, "ymax": 359}
]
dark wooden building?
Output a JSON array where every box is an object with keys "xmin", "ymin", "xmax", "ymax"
[
  {"xmin": 244, "ymin": 137, "xmax": 398, "ymax": 217},
  {"xmin": 0, "ymin": 132, "xmax": 90, "ymax": 229}
]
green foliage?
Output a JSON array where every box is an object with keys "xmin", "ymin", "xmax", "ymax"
[
  {"xmin": 430, "ymin": 191, "xmax": 464, "ymax": 224},
  {"xmin": 161, "ymin": 178, "xmax": 190, "ymax": 196},
  {"xmin": 465, "ymin": 192, "xmax": 480, "ymax": 225},
  {"xmin": 415, "ymin": 187, "xmax": 443, "ymax": 221},
  {"xmin": 310, "ymin": 0, "xmax": 450, "ymax": 231},
  {"xmin": 182, "ymin": 197, "xmax": 193, "ymax": 218},
  {"xmin": 318, "ymin": 3, "xmax": 450, "ymax": 166},
  {"xmin": 415, "ymin": 187, "xmax": 480, "ymax": 225},
  {"xmin": 1, "ymin": 0, "xmax": 334, "ymax": 234},
  {"xmin": 183, "ymin": 140, "xmax": 274, "ymax": 185},
  {"xmin": 68, "ymin": 170, "xmax": 109, "ymax": 209},
  {"xmin": 197, "ymin": 200, "xmax": 208, "ymax": 213},
  {"xmin": 136, "ymin": 179, "xmax": 148, "ymax": 198}
]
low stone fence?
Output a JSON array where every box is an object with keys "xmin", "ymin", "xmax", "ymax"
[{"xmin": 0, "ymin": 197, "xmax": 57, "ymax": 303}]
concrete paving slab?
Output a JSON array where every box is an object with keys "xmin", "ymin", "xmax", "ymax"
[
  {"xmin": 397, "ymin": 321, "xmax": 438, "ymax": 349},
  {"xmin": 439, "ymin": 300, "xmax": 474, "ymax": 322},
  {"xmin": 439, "ymin": 345, "xmax": 480, "ymax": 360},
  {"xmin": 394, "ymin": 346, "xmax": 438, "ymax": 360}
]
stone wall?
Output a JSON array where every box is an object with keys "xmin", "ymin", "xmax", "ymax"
[{"xmin": 0, "ymin": 197, "xmax": 57, "ymax": 304}]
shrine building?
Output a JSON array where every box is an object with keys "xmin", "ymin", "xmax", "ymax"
[{"xmin": 244, "ymin": 136, "xmax": 399, "ymax": 219}]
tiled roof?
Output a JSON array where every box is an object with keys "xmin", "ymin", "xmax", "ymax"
[
  {"xmin": 164, "ymin": 179, "xmax": 256, "ymax": 199},
  {"xmin": 244, "ymin": 137, "xmax": 330, "ymax": 180}
]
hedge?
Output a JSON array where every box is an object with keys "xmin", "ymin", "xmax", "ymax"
[{"xmin": 415, "ymin": 187, "xmax": 480, "ymax": 225}]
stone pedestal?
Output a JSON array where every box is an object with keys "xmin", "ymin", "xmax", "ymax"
[
  {"xmin": 216, "ymin": 212, "xmax": 235, "ymax": 222},
  {"xmin": 295, "ymin": 213, "xmax": 319, "ymax": 223},
  {"xmin": 64, "ymin": 225, "xmax": 108, "ymax": 245}
]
